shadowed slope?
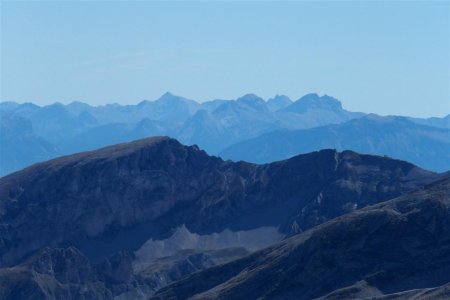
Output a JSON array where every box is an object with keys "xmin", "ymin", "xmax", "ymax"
[
  {"xmin": 0, "ymin": 137, "xmax": 440, "ymax": 268},
  {"xmin": 153, "ymin": 178, "xmax": 450, "ymax": 300}
]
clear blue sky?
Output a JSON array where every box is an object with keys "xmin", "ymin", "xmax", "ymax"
[{"xmin": 1, "ymin": 1, "xmax": 449, "ymax": 117}]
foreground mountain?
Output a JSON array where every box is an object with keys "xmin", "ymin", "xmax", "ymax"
[
  {"xmin": 220, "ymin": 115, "xmax": 450, "ymax": 172},
  {"xmin": 0, "ymin": 246, "xmax": 249, "ymax": 299},
  {"xmin": 0, "ymin": 137, "xmax": 439, "ymax": 267},
  {"xmin": 0, "ymin": 137, "xmax": 445, "ymax": 298},
  {"xmin": 153, "ymin": 177, "xmax": 450, "ymax": 300}
]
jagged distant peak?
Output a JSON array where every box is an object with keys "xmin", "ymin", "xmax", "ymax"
[
  {"xmin": 236, "ymin": 93, "xmax": 265, "ymax": 103},
  {"xmin": 160, "ymin": 91, "xmax": 176, "ymax": 98},
  {"xmin": 284, "ymin": 93, "xmax": 343, "ymax": 112},
  {"xmin": 298, "ymin": 92, "xmax": 320, "ymax": 100},
  {"xmin": 268, "ymin": 94, "xmax": 292, "ymax": 102},
  {"xmin": 267, "ymin": 95, "xmax": 293, "ymax": 111},
  {"xmin": 235, "ymin": 94, "xmax": 268, "ymax": 112},
  {"xmin": 299, "ymin": 93, "xmax": 341, "ymax": 105},
  {"xmin": 154, "ymin": 92, "xmax": 200, "ymax": 111},
  {"xmin": 156, "ymin": 92, "xmax": 189, "ymax": 102}
]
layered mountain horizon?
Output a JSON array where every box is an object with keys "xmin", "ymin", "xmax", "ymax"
[
  {"xmin": 1, "ymin": 92, "xmax": 449, "ymax": 176},
  {"xmin": 220, "ymin": 114, "xmax": 450, "ymax": 172},
  {"xmin": 3, "ymin": 1, "xmax": 448, "ymax": 299},
  {"xmin": 1, "ymin": 136, "xmax": 449, "ymax": 299},
  {"xmin": 1, "ymin": 93, "xmax": 449, "ymax": 299}
]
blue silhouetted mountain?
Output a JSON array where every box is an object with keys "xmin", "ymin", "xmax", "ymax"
[
  {"xmin": 5, "ymin": 102, "xmax": 98, "ymax": 145},
  {"xmin": 199, "ymin": 99, "xmax": 230, "ymax": 111},
  {"xmin": 176, "ymin": 94, "xmax": 281, "ymax": 152},
  {"xmin": 408, "ymin": 114, "xmax": 450, "ymax": 129},
  {"xmin": 1, "ymin": 92, "xmax": 448, "ymax": 176},
  {"xmin": 59, "ymin": 118, "xmax": 166, "ymax": 154},
  {"xmin": 276, "ymin": 93, "xmax": 364, "ymax": 129},
  {"xmin": 283, "ymin": 93, "xmax": 343, "ymax": 112},
  {"xmin": 0, "ymin": 116, "xmax": 59, "ymax": 175},
  {"xmin": 176, "ymin": 93, "xmax": 365, "ymax": 153},
  {"xmin": 267, "ymin": 94, "xmax": 292, "ymax": 111},
  {"xmin": 0, "ymin": 102, "xmax": 40, "ymax": 116},
  {"xmin": 71, "ymin": 92, "xmax": 200, "ymax": 128},
  {"xmin": 0, "ymin": 101, "xmax": 21, "ymax": 115},
  {"xmin": 220, "ymin": 114, "xmax": 450, "ymax": 172}
]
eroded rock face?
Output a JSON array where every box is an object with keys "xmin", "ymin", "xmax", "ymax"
[
  {"xmin": 0, "ymin": 137, "xmax": 440, "ymax": 267},
  {"xmin": 0, "ymin": 245, "xmax": 250, "ymax": 300},
  {"xmin": 152, "ymin": 178, "xmax": 450, "ymax": 300},
  {"xmin": 133, "ymin": 225, "xmax": 283, "ymax": 269},
  {"xmin": 0, "ymin": 247, "xmax": 111, "ymax": 300}
]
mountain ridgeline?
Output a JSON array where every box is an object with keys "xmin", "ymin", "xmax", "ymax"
[
  {"xmin": 0, "ymin": 136, "xmax": 448, "ymax": 299},
  {"xmin": 220, "ymin": 114, "xmax": 450, "ymax": 172},
  {"xmin": 1, "ymin": 92, "xmax": 448, "ymax": 175}
]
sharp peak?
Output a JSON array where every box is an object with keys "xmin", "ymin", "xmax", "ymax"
[
  {"xmin": 161, "ymin": 91, "xmax": 176, "ymax": 97},
  {"xmin": 296, "ymin": 93, "xmax": 339, "ymax": 102},
  {"xmin": 156, "ymin": 92, "xmax": 198, "ymax": 105},
  {"xmin": 236, "ymin": 93, "xmax": 266, "ymax": 104},
  {"xmin": 268, "ymin": 94, "xmax": 292, "ymax": 101},
  {"xmin": 158, "ymin": 91, "xmax": 188, "ymax": 99},
  {"xmin": 299, "ymin": 92, "xmax": 320, "ymax": 99},
  {"xmin": 284, "ymin": 93, "xmax": 342, "ymax": 112},
  {"xmin": 156, "ymin": 92, "xmax": 183, "ymax": 101}
]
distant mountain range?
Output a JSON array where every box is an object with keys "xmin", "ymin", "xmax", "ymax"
[
  {"xmin": 0, "ymin": 92, "xmax": 449, "ymax": 175},
  {"xmin": 220, "ymin": 114, "xmax": 450, "ymax": 172},
  {"xmin": 1, "ymin": 136, "xmax": 447, "ymax": 299},
  {"xmin": 0, "ymin": 116, "xmax": 59, "ymax": 175}
]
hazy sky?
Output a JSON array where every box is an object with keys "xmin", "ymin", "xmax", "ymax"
[{"xmin": 1, "ymin": 1, "xmax": 449, "ymax": 117}]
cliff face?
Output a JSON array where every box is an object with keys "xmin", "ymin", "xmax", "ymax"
[
  {"xmin": 0, "ymin": 137, "xmax": 439, "ymax": 267},
  {"xmin": 153, "ymin": 178, "xmax": 450, "ymax": 300},
  {"xmin": 0, "ymin": 247, "xmax": 111, "ymax": 300},
  {"xmin": 0, "ymin": 245, "xmax": 249, "ymax": 300}
]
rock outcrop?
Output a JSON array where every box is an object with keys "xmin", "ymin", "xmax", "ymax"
[
  {"xmin": 153, "ymin": 178, "xmax": 450, "ymax": 299},
  {"xmin": 0, "ymin": 137, "xmax": 440, "ymax": 267}
]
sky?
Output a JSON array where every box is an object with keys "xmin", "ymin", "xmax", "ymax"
[{"xmin": 1, "ymin": 1, "xmax": 449, "ymax": 117}]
